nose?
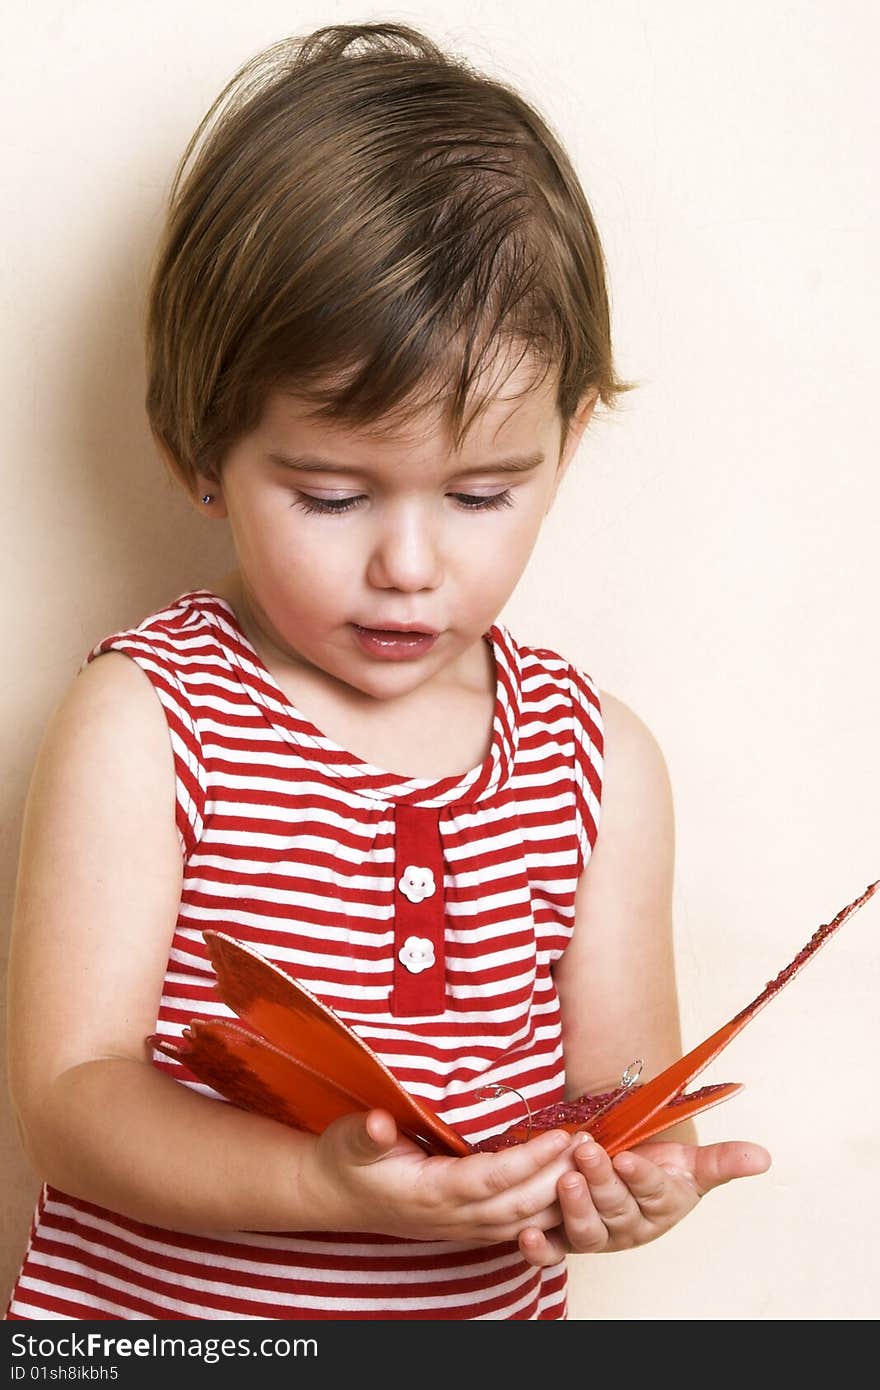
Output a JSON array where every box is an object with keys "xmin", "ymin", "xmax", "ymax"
[{"xmin": 365, "ymin": 500, "xmax": 443, "ymax": 593}]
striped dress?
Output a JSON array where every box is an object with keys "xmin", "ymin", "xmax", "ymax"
[{"xmin": 5, "ymin": 589, "xmax": 603, "ymax": 1320}]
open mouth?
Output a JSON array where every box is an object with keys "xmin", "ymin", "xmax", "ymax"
[{"xmin": 351, "ymin": 624, "xmax": 439, "ymax": 658}]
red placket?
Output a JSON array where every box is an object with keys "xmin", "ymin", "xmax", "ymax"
[{"xmin": 391, "ymin": 803, "xmax": 447, "ymax": 1015}]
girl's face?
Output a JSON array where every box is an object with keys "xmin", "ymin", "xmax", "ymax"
[{"xmin": 197, "ymin": 356, "xmax": 596, "ymax": 702}]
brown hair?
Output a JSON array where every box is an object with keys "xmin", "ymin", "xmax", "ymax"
[{"xmin": 144, "ymin": 20, "xmax": 637, "ymax": 496}]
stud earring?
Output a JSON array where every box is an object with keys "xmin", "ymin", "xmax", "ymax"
[{"xmin": 202, "ymin": 494, "xmax": 214, "ymax": 504}]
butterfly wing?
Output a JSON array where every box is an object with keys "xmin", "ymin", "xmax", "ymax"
[
  {"xmin": 150, "ymin": 1020, "xmax": 367, "ymax": 1132},
  {"xmin": 151, "ymin": 931, "xmax": 469, "ymax": 1157},
  {"xmin": 587, "ymin": 879, "xmax": 879, "ymax": 1154}
]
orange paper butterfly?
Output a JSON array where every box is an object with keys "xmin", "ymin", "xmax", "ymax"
[{"xmin": 149, "ymin": 880, "xmax": 878, "ymax": 1156}]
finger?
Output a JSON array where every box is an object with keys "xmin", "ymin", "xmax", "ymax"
[
  {"xmin": 494, "ymin": 1197, "xmax": 566, "ymax": 1241},
  {"xmin": 572, "ymin": 1136, "xmax": 638, "ymax": 1226},
  {"xmin": 610, "ymin": 1149, "xmax": 680, "ymax": 1218},
  {"xmin": 331, "ymin": 1108, "xmax": 400, "ymax": 1165},
  {"xmin": 450, "ymin": 1128, "xmax": 574, "ymax": 1203},
  {"xmin": 472, "ymin": 1163, "xmax": 574, "ymax": 1236},
  {"xmin": 518, "ymin": 1223, "xmax": 569, "ymax": 1269},
  {"xmin": 686, "ymin": 1141, "xmax": 772, "ymax": 1195},
  {"xmin": 363, "ymin": 1108, "xmax": 401, "ymax": 1151},
  {"xmin": 555, "ymin": 1168, "xmax": 610, "ymax": 1253}
]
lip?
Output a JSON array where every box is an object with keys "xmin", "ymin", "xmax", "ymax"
[
  {"xmin": 351, "ymin": 623, "xmax": 439, "ymax": 661},
  {"xmin": 354, "ymin": 621, "xmax": 439, "ymax": 635}
]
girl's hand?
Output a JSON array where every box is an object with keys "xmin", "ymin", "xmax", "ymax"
[
  {"xmin": 301, "ymin": 1108, "xmax": 583, "ymax": 1244},
  {"xmin": 517, "ymin": 1133, "xmax": 772, "ymax": 1266}
]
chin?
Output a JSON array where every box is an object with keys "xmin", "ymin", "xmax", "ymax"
[{"xmin": 348, "ymin": 659, "xmax": 432, "ymax": 699}]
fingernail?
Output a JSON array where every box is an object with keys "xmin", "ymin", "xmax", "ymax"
[
  {"xmin": 571, "ymin": 1131, "xmax": 594, "ymax": 1149},
  {"xmin": 548, "ymin": 1129, "xmax": 571, "ymax": 1150}
]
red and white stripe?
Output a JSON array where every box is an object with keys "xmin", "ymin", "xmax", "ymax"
[{"xmin": 6, "ymin": 590, "xmax": 602, "ymax": 1320}]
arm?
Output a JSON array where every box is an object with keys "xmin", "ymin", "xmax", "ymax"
[
  {"xmin": 556, "ymin": 689, "xmax": 696, "ymax": 1144},
  {"xmin": 7, "ymin": 653, "xmax": 581, "ymax": 1242},
  {"xmin": 518, "ymin": 691, "xmax": 770, "ymax": 1265}
]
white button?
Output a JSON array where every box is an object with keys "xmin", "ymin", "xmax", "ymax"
[
  {"xmin": 398, "ymin": 864, "xmax": 436, "ymax": 903},
  {"xmin": 398, "ymin": 936, "xmax": 436, "ymax": 974}
]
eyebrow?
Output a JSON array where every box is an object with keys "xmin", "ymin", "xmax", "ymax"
[{"xmin": 267, "ymin": 450, "xmax": 546, "ymax": 478}]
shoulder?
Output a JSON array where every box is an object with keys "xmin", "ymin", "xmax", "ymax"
[
  {"xmin": 598, "ymin": 690, "xmax": 671, "ymax": 786},
  {"xmin": 503, "ymin": 628, "xmax": 666, "ymax": 776},
  {"xmin": 73, "ymin": 644, "xmax": 171, "ymax": 703},
  {"xmin": 77, "ymin": 596, "xmax": 213, "ymax": 775},
  {"xmin": 41, "ymin": 651, "xmax": 179, "ymax": 806},
  {"xmin": 591, "ymin": 688, "xmax": 674, "ymax": 854},
  {"xmin": 81, "ymin": 591, "xmax": 214, "ymax": 674},
  {"xmin": 505, "ymin": 630, "xmax": 602, "ymax": 734}
]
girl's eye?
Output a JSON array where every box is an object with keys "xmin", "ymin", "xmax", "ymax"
[
  {"xmin": 293, "ymin": 490, "xmax": 515, "ymax": 515},
  {"xmin": 293, "ymin": 494, "xmax": 362, "ymax": 515},
  {"xmin": 451, "ymin": 490, "xmax": 515, "ymax": 511}
]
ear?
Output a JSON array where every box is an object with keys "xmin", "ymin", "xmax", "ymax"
[
  {"xmin": 547, "ymin": 388, "xmax": 599, "ymax": 508},
  {"xmin": 192, "ymin": 472, "xmax": 229, "ymax": 519},
  {"xmin": 152, "ymin": 431, "xmax": 228, "ymax": 517}
]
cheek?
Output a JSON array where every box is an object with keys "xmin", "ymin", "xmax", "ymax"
[
  {"xmin": 263, "ymin": 522, "xmax": 358, "ymax": 600},
  {"xmin": 478, "ymin": 508, "xmax": 541, "ymax": 561},
  {"xmin": 458, "ymin": 524, "xmax": 534, "ymax": 594}
]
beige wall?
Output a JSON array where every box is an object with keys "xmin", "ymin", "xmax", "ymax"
[{"xmin": 3, "ymin": 1, "xmax": 877, "ymax": 1320}]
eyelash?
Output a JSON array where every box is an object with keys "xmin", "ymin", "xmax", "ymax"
[{"xmin": 292, "ymin": 490, "xmax": 516, "ymax": 516}]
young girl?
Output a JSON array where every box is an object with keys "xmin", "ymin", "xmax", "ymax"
[{"xmin": 5, "ymin": 21, "xmax": 769, "ymax": 1321}]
